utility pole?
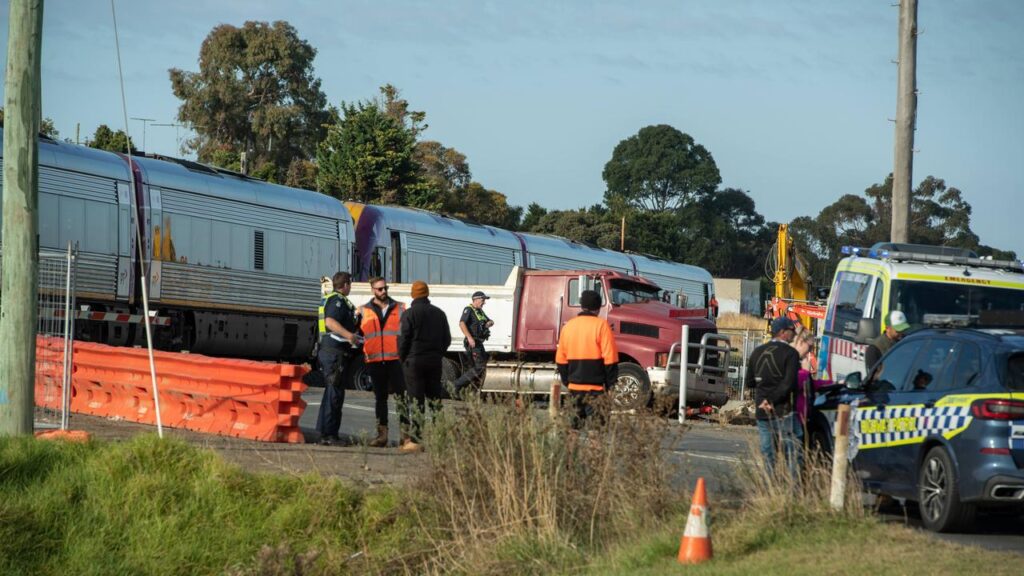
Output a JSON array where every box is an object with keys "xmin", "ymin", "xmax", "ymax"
[
  {"xmin": 891, "ymin": 0, "xmax": 918, "ymax": 243},
  {"xmin": 1, "ymin": 0, "xmax": 44, "ymax": 436},
  {"xmin": 130, "ymin": 116, "xmax": 154, "ymax": 154}
]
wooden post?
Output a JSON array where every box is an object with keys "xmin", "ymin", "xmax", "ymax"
[
  {"xmin": 829, "ymin": 404, "xmax": 852, "ymax": 510},
  {"xmin": 891, "ymin": 0, "xmax": 918, "ymax": 243},
  {"xmin": 549, "ymin": 381, "xmax": 560, "ymax": 419},
  {"xmin": 0, "ymin": 0, "xmax": 44, "ymax": 436}
]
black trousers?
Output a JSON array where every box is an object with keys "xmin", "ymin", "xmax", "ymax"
[
  {"xmin": 569, "ymin": 389, "xmax": 606, "ymax": 430},
  {"xmin": 367, "ymin": 360, "xmax": 405, "ymax": 428},
  {"xmin": 315, "ymin": 343, "xmax": 353, "ymax": 437},
  {"xmin": 403, "ymin": 356, "xmax": 445, "ymax": 441},
  {"xmin": 453, "ymin": 340, "xmax": 488, "ymax": 389}
]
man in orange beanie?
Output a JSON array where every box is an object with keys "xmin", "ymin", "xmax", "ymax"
[{"xmin": 398, "ymin": 281, "xmax": 451, "ymax": 451}]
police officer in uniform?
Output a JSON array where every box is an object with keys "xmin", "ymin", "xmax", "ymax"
[
  {"xmin": 452, "ymin": 291, "xmax": 494, "ymax": 394},
  {"xmin": 555, "ymin": 289, "xmax": 619, "ymax": 428},
  {"xmin": 315, "ymin": 272, "xmax": 360, "ymax": 446}
]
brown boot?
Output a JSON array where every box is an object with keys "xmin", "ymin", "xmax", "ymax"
[
  {"xmin": 399, "ymin": 434, "xmax": 423, "ymax": 453},
  {"xmin": 368, "ymin": 425, "xmax": 388, "ymax": 448}
]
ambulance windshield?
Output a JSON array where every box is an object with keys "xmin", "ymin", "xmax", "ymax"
[{"xmin": 890, "ymin": 281, "xmax": 1024, "ymax": 325}]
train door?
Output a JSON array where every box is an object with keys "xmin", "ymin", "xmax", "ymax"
[
  {"xmin": 116, "ymin": 182, "xmax": 133, "ymax": 301},
  {"xmin": 390, "ymin": 231, "xmax": 406, "ymax": 283}
]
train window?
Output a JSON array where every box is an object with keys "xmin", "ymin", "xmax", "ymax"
[{"xmin": 253, "ymin": 230, "xmax": 265, "ymax": 271}]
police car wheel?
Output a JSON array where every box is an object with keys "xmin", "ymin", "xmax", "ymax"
[
  {"xmin": 610, "ymin": 363, "xmax": 651, "ymax": 411},
  {"xmin": 918, "ymin": 446, "xmax": 976, "ymax": 533}
]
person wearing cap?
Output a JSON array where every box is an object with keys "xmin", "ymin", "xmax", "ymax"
[
  {"xmin": 555, "ymin": 289, "xmax": 619, "ymax": 428},
  {"xmin": 359, "ymin": 276, "xmax": 407, "ymax": 449},
  {"xmin": 864, "ymin": 310, "xmax": 911, "ymax": 370},
  {"xmin": 452, "ymin": 290, "xmax": 495, "ymax": 394},
  {"xmin": 398, "ymin": 281, "xmax": 452, "ymax": 451},
  {"xmin": 745, "ymin": 316, "xmax": 802, "ymax": 476}
]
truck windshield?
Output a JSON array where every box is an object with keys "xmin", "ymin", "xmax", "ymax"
[
  {"xmin": 891, "ymin": 281, "xmax": 1024, "ymax": 325},
  {"xmin": 609, "ymin": 279, "xmax": 660, "ymax": 305}
]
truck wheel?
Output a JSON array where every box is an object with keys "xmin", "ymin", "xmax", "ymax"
[
  {"xmin": 349, "ymin": 356, "xmax": 373, "ymax": 392},
  {"xmin": 918, "ymin": 446, "xmax": 976, "ymax": 532},
  {"xmin": 441, "ymin": 357, "xmax": 461, "ymax": 397},
  {"xmin": 610, "ymin": 363, "xmax": 651, "ymax": 411}
]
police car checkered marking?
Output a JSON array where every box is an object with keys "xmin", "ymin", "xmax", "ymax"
[
  {"xmin": 1011, "ymin": 422, "xmax": 1024, "ymax": 451},
  {"xmin": 850, "ymin": 405, "xmax": 972, "ymax": 448}
]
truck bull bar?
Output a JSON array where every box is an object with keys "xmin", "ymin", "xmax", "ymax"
[{"xmin": 665, "ymin": 325, "xmax": 731, "ymax": 423}]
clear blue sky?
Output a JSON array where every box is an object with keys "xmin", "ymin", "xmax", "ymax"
[{"xmin": 2, "ymin": 0, "xmax": 1021, "ymax": 256}]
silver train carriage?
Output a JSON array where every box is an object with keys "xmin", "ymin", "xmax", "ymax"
[
  {"xmin": 348, "ymin": 202, "xmax": 523, "ymax": 285},
  {"xmin": 1, "ymin": 135, "xmax": 137, "ymax": 343},
  {"xmin": 133, "ymin": 155, "xmax": 353, "ymax": 358},
  {"xmin": 345, "ymin": 202, "xmax": 715, "ymax": 319}
]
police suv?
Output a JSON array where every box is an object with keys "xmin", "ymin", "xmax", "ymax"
[{"xmin": 809, "ymin": 314, "xmax": 1024, "ymax": 532}]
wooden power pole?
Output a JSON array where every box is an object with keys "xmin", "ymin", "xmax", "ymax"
[
  {"xmin": 891, "ymin": 0, "xmax": 918, "ymax": 243},
  {"xmin": 0, "ymin": 0, "xmax": 44, "ymax": 436}
]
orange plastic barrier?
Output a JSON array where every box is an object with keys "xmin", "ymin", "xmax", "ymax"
[{"xmin": 34, "ymin": 336, "xmax": 308, "ymax": 443}]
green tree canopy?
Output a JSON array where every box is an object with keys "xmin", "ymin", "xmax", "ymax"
[
  {"xmin": 169, "ymin": 21, "xmax": 330, "ymax": 179},
  {"xmin": 603, "ymin": 124, "xmax": 721, "ymax": 212},
  {"xmin": 86, "ymin": 124, "xmax": 137, "ymax": 154},
  {"xmin": 527, "ymin": 205, "xmax": 621, "ymax": 249},
  {"xmin": 789, "ymin": 174, "xmax": 1016, "ymax": 280},
  {"xmin": 316, "ymin": 95, "xmax": 418, "ymax": 204}
]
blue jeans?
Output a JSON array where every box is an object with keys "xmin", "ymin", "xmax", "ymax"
[{"xmin": 757, "ymin": 412, "xmax": 803, "ymax": 478}]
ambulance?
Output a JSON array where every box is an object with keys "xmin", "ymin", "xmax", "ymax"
[{"xmin": 817, "ymin": 243, "xmax": 1024, "ymax": 382}]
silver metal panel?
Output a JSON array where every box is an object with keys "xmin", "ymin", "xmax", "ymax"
[
  {"xmin": 134, "ymin": 155, "xmax": 348, "ymax": 222},
  {"xmin": 74, "ymin": 252, "xmax": 119, "ymax": 299},
  {"xmin": 519, "ymin": 233, "xmax": 634, "ymax": 274},
  {"xmin": 40, "ymin": 166, "xmax": 119, "ymax": 204},
  {"xmin": 117, "ymin": 256, "xmax": 131, "ymax": 299},
  {"xmin": 160, "ymin": 261, "xmax": 319, "ymax": 313},
  {"xmin": 160, "ymin": 187, "xmax": 338, "ymax": 237}
]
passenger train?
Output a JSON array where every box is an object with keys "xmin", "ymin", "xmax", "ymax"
[{"xmin": 0, "ymin": 136, "xmax": 715, "ymax": 360}]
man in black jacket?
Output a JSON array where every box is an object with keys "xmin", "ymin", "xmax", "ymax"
[
  {"xmin": 745, "ymin": 317, "xmax": 802, "ymax": 476},
  {"xmin": 398, "ymin": 280, "xmax": 452, "ymax": 451}
]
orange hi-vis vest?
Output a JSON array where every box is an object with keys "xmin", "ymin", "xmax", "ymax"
[
  {"xmin": 360, "ymin": 300, "xmax": 405, "ymax": 363},
  {"xmin": 555, "ymin": 313, "xmax": 619, "ymax": 392}
]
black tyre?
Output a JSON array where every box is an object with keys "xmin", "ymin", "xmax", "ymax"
[
  {"xmin": 349, "ymin": 356, "xmax": 373, "ymax": 392},
  {"xmin": 918, "ymin": 446, "xmax": 976, "ymax": 532},
  {"xmin": 441, "ymin": 357, "xmax": 462, "ymax": 398},
  {"xmin": 609, "ymin": 362, "xmax": 652, "ymax": 411}
]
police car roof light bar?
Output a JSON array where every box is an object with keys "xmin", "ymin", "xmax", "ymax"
[{"xmin": 839, "ymin": 245, "xmax": 1024, "ymax": 274}]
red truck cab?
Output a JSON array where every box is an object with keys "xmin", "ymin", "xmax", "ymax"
[{"xmin": 512, "ymin": 269, "xmax": 726, "ymax": 409}]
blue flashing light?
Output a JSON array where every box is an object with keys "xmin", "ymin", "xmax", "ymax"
[{"xmin": 840, "ymin": 246, "xmax": 853, "ymax": 255}]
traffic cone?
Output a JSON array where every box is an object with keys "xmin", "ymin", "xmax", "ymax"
[{"xmin": 677, "ymin": 477, "xmax": 712, "ymax": 564}]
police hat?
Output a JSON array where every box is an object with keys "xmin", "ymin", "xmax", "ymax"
[
  {"xmin": 580, "ymin": 290, "xmax": 602, "ymax": 310},
  {"xmin": 472, "ymin": 291, "xmax": 490, "ymax": 300}
]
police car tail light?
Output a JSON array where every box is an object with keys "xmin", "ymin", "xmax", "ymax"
[{"xmin": 970, "ymin": 399, "xmax": 1024, "ymax": 420}]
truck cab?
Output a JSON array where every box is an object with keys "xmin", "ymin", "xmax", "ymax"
[{"xmin": 512, "ymin": 269, "xmax": 727, "ymax": 409}]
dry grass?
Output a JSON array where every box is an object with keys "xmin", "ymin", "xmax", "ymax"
[
  {"xmin": 408, "ymin": 396, "xmax": 675, "ymax": 575},
  {"xmin": 717, "ymin": 312, "xmax": 768, "ymax": 331}
]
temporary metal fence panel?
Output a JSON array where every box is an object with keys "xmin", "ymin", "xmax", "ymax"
[{"xmin": 35, "ymin": 243, "xmax": 76, "ymax": 430}]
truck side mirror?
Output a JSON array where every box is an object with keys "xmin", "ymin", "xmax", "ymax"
[{"xmin": 856, "ymin": 318, "xmax": 878, "ymax": 341}]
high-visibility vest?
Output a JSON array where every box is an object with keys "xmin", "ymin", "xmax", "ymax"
[
  {"xmin": 555, "ymin": 313, "xmax": 619, "ymax": 392},
  {"xmin": 318, "ymin": 292, "xmax": 355, "ymax": 340},
  {"xmin": 360, "ymin": 301, "xmax": 405, "ymax": 363}
]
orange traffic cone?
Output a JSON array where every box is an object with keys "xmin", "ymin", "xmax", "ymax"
[{"xmin": 677, "ymin": 477, "xmax": 712, "ymax": 564}]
